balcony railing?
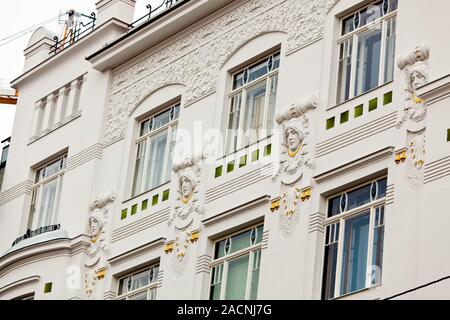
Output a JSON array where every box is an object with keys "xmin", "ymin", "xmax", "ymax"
[
  {"xmin": 12, "ymin": 224, "xmax": 61, "ymax": 247},
  {"xmin": 128, "ymin": 0, "xmax": 185, "ymax": 29},
  {"xmin": 49, "ymin": 13, "xmax": 96, "ymax": 55}
]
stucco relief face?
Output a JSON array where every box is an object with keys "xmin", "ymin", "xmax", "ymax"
[
  {"xmin": 285, "ymin": 127, "xmax": 304, "ymax": 154},
  {"xmin": 89, "ymin": 211, "xmax": 103, "ymax": 242},
  {"xmin": 408, "ymin": 62, "xmax": 428, "ymax": 93},
  {"xmin": 180, "ymin": 174, "xmax": 196, "ymax": 203}
]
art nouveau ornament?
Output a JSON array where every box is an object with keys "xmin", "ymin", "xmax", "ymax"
[
  {"xmin": 84, "ymin": 191, "xmax": 116, "ymax": 298},
  {"xmin": 272, "ymin": 96, "xmax": 317, "ymax": 238},
  {"xmin": 396, "ymin": 45, "xmax": 429, "ymax": 129},
  {"xmin": 274, "ymin": 96, "xmax": 318, "ymax": 185},
  {"xmin": 406, "ymin": 131, "xmax": 426, "ymax": 190},
  {"xmin": 169, "ymin": 153, "xmax": 205, "ymax": 230},
  {"xmin": 279, "ymin": 185, "xmax": 302, "ymax": 238}
]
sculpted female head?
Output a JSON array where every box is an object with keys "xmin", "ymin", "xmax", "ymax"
[
  {"xmin": 408, "ymin": 61, "xmax": 428, "ymax": 92},
  {"xmin": 89, "ymin": 209, "xmax": 104, "ymax": 241},
  {"xmin": 179, "ymin": 170, "xmax": 198, "ymax": 203},
  {"xmin": 283, "ymin": 119, "xmax": 305, "ymax": 156}
]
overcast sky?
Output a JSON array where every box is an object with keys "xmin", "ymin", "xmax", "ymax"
[{"xmin": 0, "ymin": 0, "xmax": 152, "ymax": 143}]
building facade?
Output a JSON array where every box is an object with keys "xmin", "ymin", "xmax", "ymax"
[{"xmin": 1, "ymin": 0, "xmax": 450, "ymax": 300}]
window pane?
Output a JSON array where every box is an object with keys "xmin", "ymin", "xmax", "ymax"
[
  {"xmin": 130, "ymin": 270, "xmax": 150, "ymax": 291},
  {"xmin": 225, "ymin": 255, "xmax": 250, "ymax": 300},
  {"xmin": 129, "ymin": 292, "xmax": 148, "ymax": 300},
  {"xmin": 153, "ymin": 109, "xmax": 171, "ymax": 130},
  {"xmin": 230, "ymin": 229, "xmax": 252, "ymax": 254},
  {"xmin": 37, "ymin": 178, "xmax": 58, "ymax": 227},
  {"xmin": 341, "ymin": 212, "xmax": 370, "ymax": 295},
  {"xmin": 226, "ymin": 94, "xmax": 242, "ymax": 154},
  {"xmin": 242, "ymin": 81, "xmax": 267, "ymax": 146},
  {"xmin": 145, "ymin": 130, "xmax": 168, "ymax": 190},
  {"xmin": 210, "ymin": 264, "xmax": 223, "ymax": 300},
  {"xmin": 165, "ymin": 125, "xmax": 177, "ymax": 183},
  {"xmin": 377, "ymin": 178, "xmax": 387, "ymax": 199},
  {"xmin": 384, "ymin": 17, "xmax": 396, "ymax": 83},
  {"xmin": 346, "ymin": 183, "xmax": 371, "ymax": 211},
  {"xmin": 233, "ymin": 72, "xmax": 245, "ymax": 90},
  {"xmin": 266, "ymin": 75, "xmax": 279, "ymax": 135},
  {"xmin": 355, "ymin": 27, "xmax": 382, "ymax": 96},
  {"xmin": 337, "ymin": 40, "xmax": 352, "ymax": 104},
  {"xmin": 322, "ymin": 242, "xmax": 338, "ymax": 300},
  {"xmin": 372, "ymin": 207, "xmax": 385, "ymax": 285},
  {"xmin": 250, "ymin": 250, "xmax": 261, "ymax": 300},
  {"xmin": 118, "ymin": 277, "xmax": 129, "ymax": 295},
  {"xmin": 328, "ymin": 196, "xmax": 341, "ymax": 218},
  {"xmin": 132, "ymin": 141, "xmax": 146, "ymax": 196},
  {"xmin": 248, "ymin": 59, "xmax": 269, "ymax": 83},
  {"xmin": 214, "ymin": 239, "xmax": 227, "ymax": 259}
]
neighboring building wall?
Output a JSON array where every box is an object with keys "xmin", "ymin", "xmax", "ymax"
[{"xmin": 1, "ymin": 0, "xmax": 450, "ymax": 300}]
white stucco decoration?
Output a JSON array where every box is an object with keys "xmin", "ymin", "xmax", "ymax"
[
  {"xmin": 406, "ymin": 132, "xmax": 426, "ymax": 190},
  {"xmin": 274, "ymin": 95, "xmax": 318, "ymax": 185},
  {"xmin": 104, "ymin": 0, "xmax": 337, "ymax": 143},
  {"xmin": 279, "ymin": 185, "xmax": 302, "ymax": 238},
  {"xmin": 84, "ymin": 190, "xmax": 116, "ymax": 298},
  {"xmin": 169, "ymin": 153, "xmax": 205, "ymax": 230},
  {"xmin": 396, "ymin": 45, "xmax": 430, "ymax": 129}
]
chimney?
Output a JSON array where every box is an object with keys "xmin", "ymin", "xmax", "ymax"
[
  {"xmin": 23, "ymin": 27, "xmax": 58, "ymax": 73},
  {"xmin": 95, "ymin": 0, "xmax": 137, "ymax": 26}
]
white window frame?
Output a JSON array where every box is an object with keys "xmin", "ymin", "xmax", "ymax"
[
  {"xmin": 225, "ymin": 52, "xmax": 280, "ymax": 155},
  {"xmin": 28, "ymin": 155, "xmax": 66, "ymax": 231},
  {"xmin": 209, "ymin": 224, "xmax": 263, "ymax": 300},
  {"xmin": 131, "ymin": 102, "xmax": 179, "ymax": 197},
  {"xmin": 336, "ymin": 0, "xmax": 397, "ymax": 104},
  {"xmin": 116, "ymin": 264, "xmax": 159, "ymax": 300},
  {"xmin": 323, "ymin": 178, "xmax": 387, "ymax": 299}
]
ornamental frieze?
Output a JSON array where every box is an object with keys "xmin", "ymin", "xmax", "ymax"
[{"xmin": 104, "ymin": 0, "xmax": 337, "ymax": 143}]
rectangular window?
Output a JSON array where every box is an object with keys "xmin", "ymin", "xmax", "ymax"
[
  {"xmin": 28, "ymin": 155, "xmax": 66, "ymax": 231},
  {"xmin": 225, "ymin": 52, "xmax": 280, "ymax": 154},
  {"xmin": 210, "ymin": 225, "xmax": 263, "ymax": 300},
  {"xmin": 322, "ymin": 177, "xmax": 387, "ymax": 299},
  {"xmin": 336, "ymin": 0, "xmax": 397, "ymax": 104},
  {"xmin": 132, "ymin": 103, "xmax": 179, "ymax": 196},
  {"xmin": 117, "ymin": 264, "xmax": 159, "ymax": 300}
]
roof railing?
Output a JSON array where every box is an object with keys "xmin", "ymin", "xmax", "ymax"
[
  {"xmin": 128, "ymin": 0, "xmax": 183, "ymax": 29},
  {"xmin": 49, "ymin": 12, "xmax": 96, "ymax": 55}
]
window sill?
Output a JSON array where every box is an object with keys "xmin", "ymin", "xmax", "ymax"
[
  {"xmin": 328, "ymin": 81, "xmax": 394, "ymax": 112},
  {"xmin": 218, "ymin": 135, "xmax": 273, "ymax": 161},
  {"xmin": 28, "ymin": 111, "xmax": 82, "ymax": 145},
  {"xmin": 123, "ymin": 181, "xmax": 171, "ymax": 205},
  {"xmin": 331, "ymin": 284, "xmax": 382, "ymax": 300}
]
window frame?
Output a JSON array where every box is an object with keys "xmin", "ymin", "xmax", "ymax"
[
  {"xmin": 116, "ymin": 264, "xmax": 159, "ymax": 300},
  {"xmin": 209, "ymin": 224, "xmax": 264, "ymax": 300},
  {"xmin": 225, "ymin": 52, "xmax": 280, "ymax": 155},
  {"xmin": 28, "ymin": 154, "xmax": 67, "ymax": 231},
  {"xmin": 322, "ymin": 177, "xmax": 387, "ymax": 300},
  {"xmin": 335, "ymin": 0, "xmax": 397, "ymax": 104},
  {"xmin": 131, "ymin": 102, "xmax": 180, "ymax": 197}
]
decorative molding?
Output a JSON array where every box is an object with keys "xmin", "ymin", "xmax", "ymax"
[
  {"xmin": 396, "ymin": 45, "xmax": 430, "ymax": 129},
  {"xmin": 0, "ymin": 275, "xmax": 40, "ymax": 297},
  {"xmin": 316, "ymin": 112, "xmax": 397, "ymax": 158},
  {"xmin": 314, "ymin": 147, "xmax": 394, "ymax": 183},
  {"xmin": 406, "ymin": 131, "xmax": 426, "ymax": 189},
  {"xmin": 206, "ymin": 164, "xmax": 274, "ymax": 203},
  {"xmin": 103, "ymin": 290, "xmax": 116, "ymax": 300},
  {"xmin": 104, "ymin": 0, "xmax": 337, "ymax": 143},
  {"xmin": 65, "ymin": 143, "xmax": 103, "ymax": 172},
  {"xmin": 385, "ymin": 184, "xmax": 395, "ymax": 206},
  {"xmin": 157, "ymin": 269, "xmax": 164, "ymax": 289},
  {"xmin": 202, "ymin": 195, "xmax": 269, "ymax": 226},
  {"xmin": 111, "ymin": 207, "xmax": 170, "ymax": 243},
  {"xmin": 274, "ymin": 96, "xmax": 317, "ymax": 185},
  {"xmin": 108, "ymin": 237, "xmax": 165, "ymax": 265},
  {"xmin": 195, "ymin": 254, "xmax": 212, "ymax": 274},
  {"xmin": 308, "ymin": 212, "xmax": 325, "ymax": 234},
  {"xmin": 261, "ymin": 230, "xmax": 269, "ymax": 250},
  {"xmin": 0, "ymin": 180, "xmax": 32, "ymax": 207},
  {"xmin": 424, "ymin": 155, "xmax": 450, "ymax": 185}
]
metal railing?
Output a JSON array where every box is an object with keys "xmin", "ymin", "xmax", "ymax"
[
  {"xmin": 49, "ymin": 13, "xmax": 96, "ymax": 55},
  {"xmin": 12, "ymin": 224, "xmax": 61, "ymax": 247},
  {"xmin": 128, "ymin": 0, "xmax": 183, "ymax": 29}
]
